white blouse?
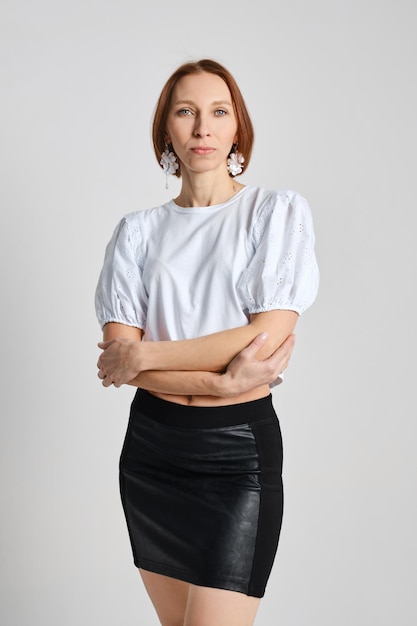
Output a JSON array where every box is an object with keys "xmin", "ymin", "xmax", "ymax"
[{"xmin": 95, "ymin": 186, "xmax": 319, "ymax": 382}]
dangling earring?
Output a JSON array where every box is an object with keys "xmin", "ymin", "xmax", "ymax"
[
  {"xmin": 227, "ymin": 144, "xmax": 244, "ymax": 177},
  {"xmin": 160, "ymin": 144, "xmax": 179, "ymax": 189}
]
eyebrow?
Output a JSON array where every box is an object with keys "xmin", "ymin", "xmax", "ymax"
[{"xmin": 174, "ymin": 99, "xmax": 233, "ymax": 107}]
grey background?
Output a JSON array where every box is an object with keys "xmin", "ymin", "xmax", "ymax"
[{"xmin": 1, "ymin": 1, "xmax": 416, "ymax": 624}]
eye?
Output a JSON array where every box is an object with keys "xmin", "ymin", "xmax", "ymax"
[
  {"xmin": 177, "ymin": 108, "xmax": 193, "ymax": 116},
  {"xmin": 214, "ymin": 109, "xmax": 227, "ymax": 116}
]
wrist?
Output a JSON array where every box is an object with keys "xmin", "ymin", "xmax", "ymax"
[
  {"xmin": 132, "ymin": 340, "xmax": 148, "ymax": 373},
  {"xmin": 139, "ymin": 340, "xmax": 172, "ymax": 371},
  {"xmin": 209, "ymin": 371, "xmax": 240, "ymax": 397}
]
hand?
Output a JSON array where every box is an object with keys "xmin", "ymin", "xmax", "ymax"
[
  {"xmin": 219, "ymin": 333, "xmax": 295, "ymax": 396},
  {"xmin": 97, "ymin": 338, "xmax": 143, "ymax": 388}
]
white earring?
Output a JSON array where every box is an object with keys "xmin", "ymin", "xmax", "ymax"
[
  {"xmin": 227, "ymin": 145, "xmax": 244, "ymax": 177},
  {"xmin": 160, "ymin": 144, "xmax": 179, "ymax": 188}
]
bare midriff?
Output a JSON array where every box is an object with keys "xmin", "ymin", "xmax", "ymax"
[{"xmin": 149, "ymin": 384, "xmax": 271, "ymax": 407}]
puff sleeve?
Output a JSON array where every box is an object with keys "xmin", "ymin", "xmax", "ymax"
[
  {"xmin": 95, "ymin": 216, "xmax": 147, "ymax": 330},
  {"xmin": 237, "ymin": 191, "xmax": 319, "ymax": 315}
]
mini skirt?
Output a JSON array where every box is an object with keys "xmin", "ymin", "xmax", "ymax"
[{"xmin": 119, "ymin": 389, "xmax": 284, "ymax": 598}]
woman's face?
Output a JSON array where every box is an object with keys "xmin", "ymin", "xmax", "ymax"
[{"xmin": 165, "ymin": 72, "xmax": 238, "ymax": 177}]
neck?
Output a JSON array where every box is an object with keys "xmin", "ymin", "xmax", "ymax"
[{"xmin": 174, "ymin": 171, "xmax": 244, "ymax": 208}]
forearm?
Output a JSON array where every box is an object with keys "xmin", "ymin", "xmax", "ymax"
[
  {"xmin": 139, "ymin": 311, "xmax": 298, "ymax": 372},
  {"xmin": 127, "ymin": 369, "xmax": 232, "ymax": 397},
  {"xmin": 98, "ymin": 327, "xmax": 295, "ymax": 393},
  {"xmin": 97, "ymin": 313, "xmax": 297, "ymax": 388},
  {"xmin": 127, "ymin": 332, "xmax": 295, "ymax": 397}
]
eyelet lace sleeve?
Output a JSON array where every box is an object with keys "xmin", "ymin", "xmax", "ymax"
[
  {"xmin": 95, "ymin": 216, "xmax": 147, "ymax": 330},
  {"xmin": 237, "ymin": 191, "xmax": 319, "ymax": 315}
]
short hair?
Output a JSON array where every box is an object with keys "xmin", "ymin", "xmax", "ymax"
[{"xmin": 152, "ymin": 59, "xmax": 255, "ymax": 178}]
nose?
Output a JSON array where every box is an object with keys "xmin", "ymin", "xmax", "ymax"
[{"xmin": 193, "ymin": 114, "xmax": 211, "ymax": 137}]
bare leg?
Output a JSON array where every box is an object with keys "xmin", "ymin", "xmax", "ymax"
[
  {"xmin": 184, "ymin": 585, "xmax": 260, "ymax": 626},
  {"xmin": 140, "ymin": 569, "xmax": 189, "ymax": 626},
  {"xmin": 140, "ymin": 569, "xmax": 261, "ymax": 626}
]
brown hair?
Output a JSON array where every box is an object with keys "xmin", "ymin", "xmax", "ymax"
[{"xmin": 152, "ymin": 59, "xmax": 254, "ymax": 177}]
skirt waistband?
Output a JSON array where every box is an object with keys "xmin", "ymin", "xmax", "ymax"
[{"xmin": 131, "ymin": 389, "xmax": 276, "ymax": 429}]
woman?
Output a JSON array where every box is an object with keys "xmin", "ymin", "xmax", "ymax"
[{"xmin": 95, "ymin": 59, "xmax": 319, "ymax": 626}]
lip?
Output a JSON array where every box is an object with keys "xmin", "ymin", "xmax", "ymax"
[{"xmin": 191, "ymin": 147, "xmax": 215, "ymax": 155}]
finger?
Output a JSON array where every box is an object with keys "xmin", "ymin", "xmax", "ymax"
[
  {"xmin": 268, "ymin": 334, "xmax": 295, "ymax": 364},
  {"xmin": 97, "ymin": 340, "xmax": 114, "ymax": 349},
  {"xmin": 279, "ymin": 333, "xmax": 296, "ymax": 352}
]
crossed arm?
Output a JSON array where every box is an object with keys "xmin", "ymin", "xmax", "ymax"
[{"xmin": 97, "ymin": 309, "xmax": 298, "ymax": 397}]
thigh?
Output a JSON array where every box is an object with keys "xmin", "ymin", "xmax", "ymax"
[
  {"xmin": 140, "ymin": 569, "xmax": 189, "ymax": 626},
  {"xmin": 184, "ymin": 585, "xmax": 261, "ymax": 626}
]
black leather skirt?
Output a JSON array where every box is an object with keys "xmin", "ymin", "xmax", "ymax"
[{"xmin": 119, "ymin": 389, "xmax": 284, "ymax": 598}]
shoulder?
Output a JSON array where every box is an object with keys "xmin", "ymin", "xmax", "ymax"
[
  {"xmin": 122, "ymin": 201, "xmax": 171, "ymax": 226},
  {"xmin": 118, "ymin": 202, "xmax": 172, "ymax": 241},
  {"xmin": 242, "ymin": 186, "xmax": 309, "ymax": 215},
  {"xmin": 243, "ymin": 187, "xmax": 312, "ymax": 236},
  {"xmin": 265, "ymin": 188, "xmax": 310, "ymax": 212}
]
